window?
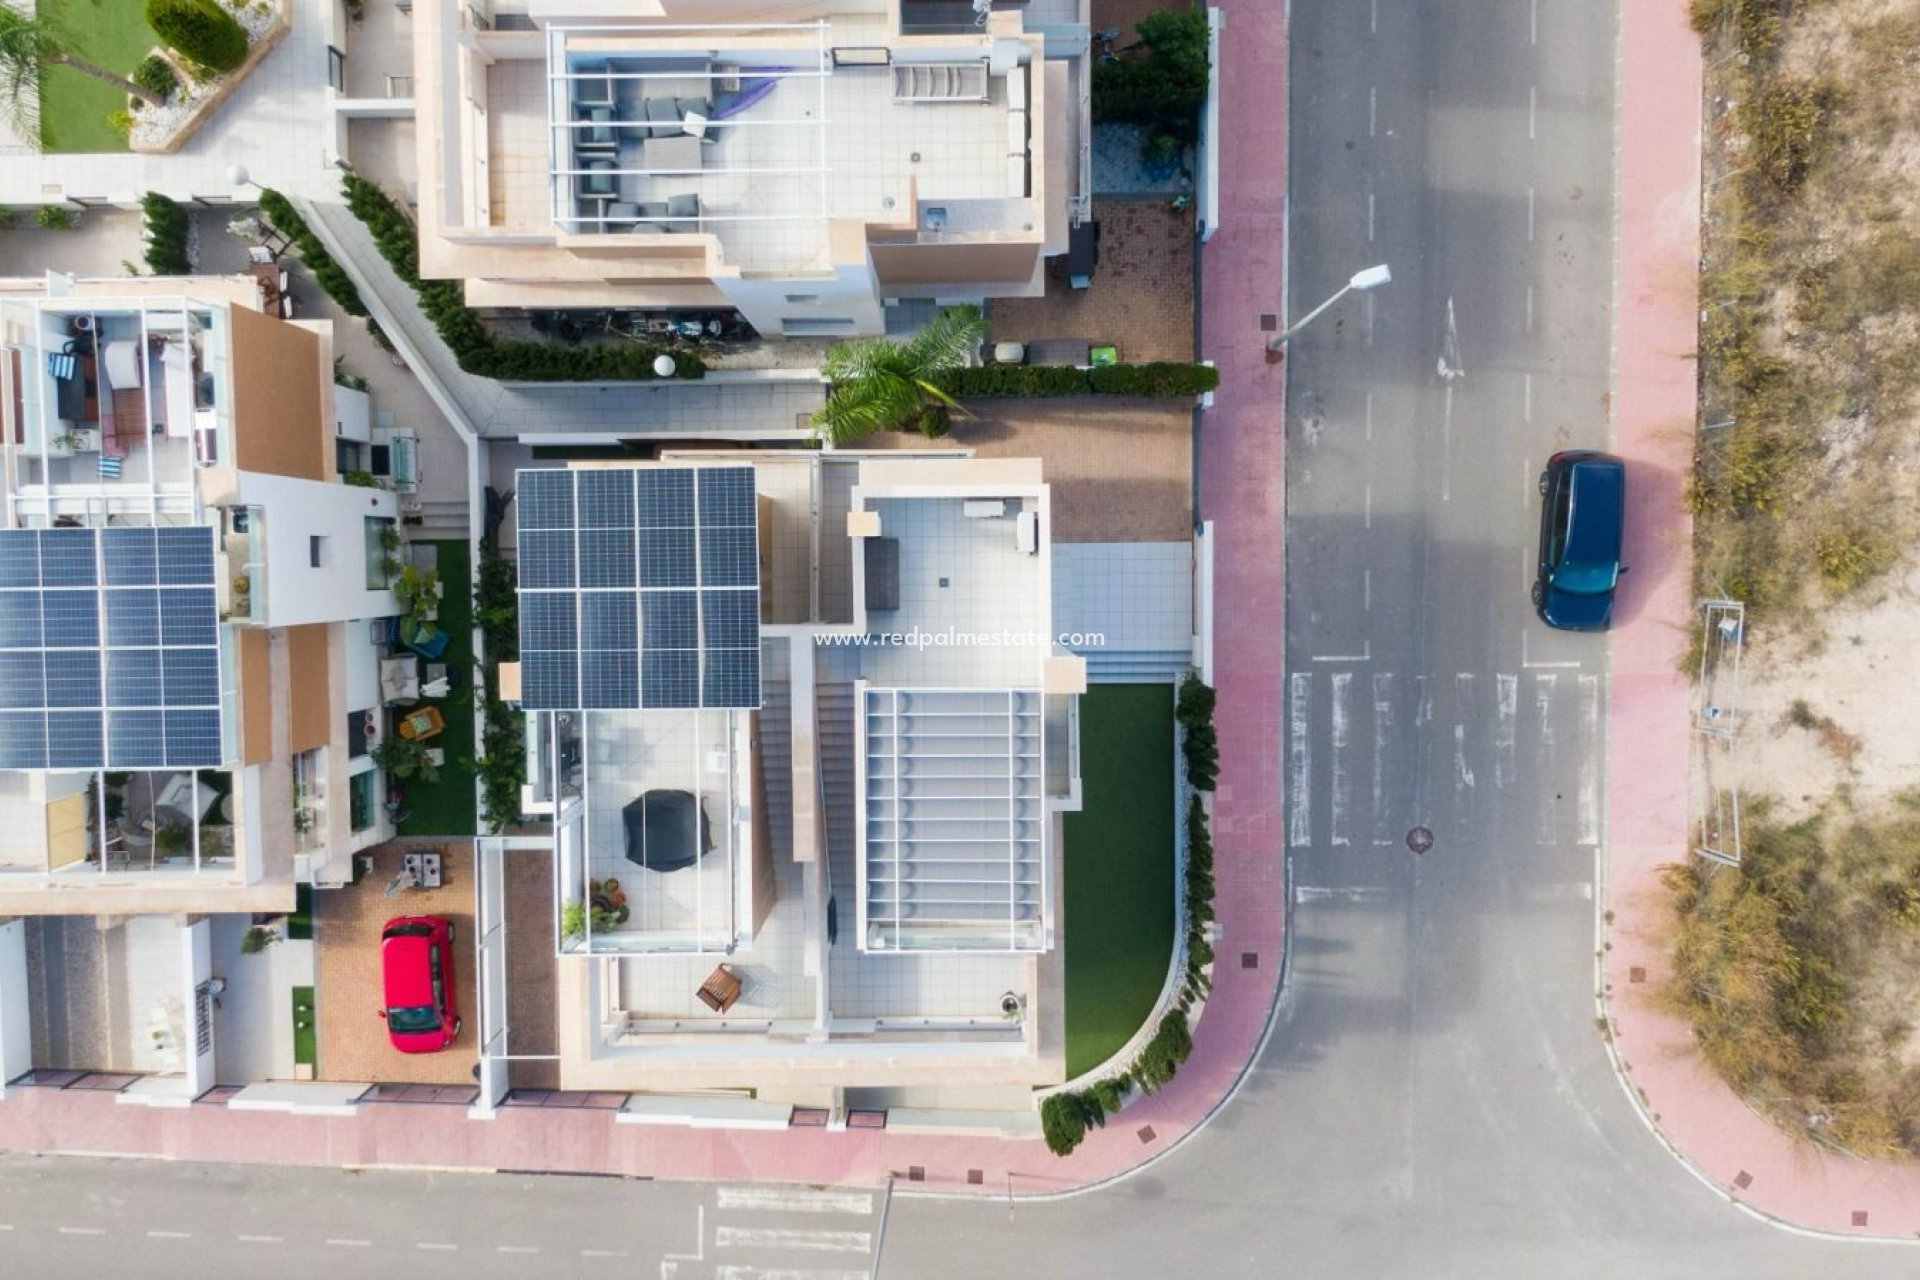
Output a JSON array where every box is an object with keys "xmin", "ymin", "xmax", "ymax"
[
  {"xmin": 781, "ymin": 317, "xmax": 857, "ymax": 336},
  {"xmin": 784, "ymin": 294, "xmax": 821, "ymax": 305},
  {"xmin": 309, "ymin": 535, "xmax": 327, "ymax": 568}
]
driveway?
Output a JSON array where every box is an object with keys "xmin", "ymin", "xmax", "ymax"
[{"xmin": 312, "ymin": 841, "xmax": 479, "ymax": 1085}]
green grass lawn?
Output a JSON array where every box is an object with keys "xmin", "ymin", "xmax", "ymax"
[
  {"xmin": 37, "ymin": 0, "xmax": 155, "ymax": 153},
  {"xmin": 290, "ymin": 985, "xmax": 316, "ymax": 1067},
  {"xmin": 395, "ymin": 540, "xmax": 478, "ymax": 838},
  {"xmin": 1063, "ymin": 683, "xmax": 1177, "ymax": 1077}
]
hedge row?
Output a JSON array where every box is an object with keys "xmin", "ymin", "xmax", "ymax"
[
  {"xmin": 1042, "ymin": 678, "xmax": 1221, "ymax": 1157},
  {"xmin": 339, "ymin": 173, "xmax": 703, "ymax": 383},
  {"xmin": 1176, "ymin": 672, "xmax": 1217, "ymax": 791},
  {"xmin": 257, "ymin": 190, "xmax": 366, "ymax": 316},
  {"xmin": 139, "ymin": 192, "xmax": 191, "ymax": 276},
  {"xmin": 145, "ymin": 0, "xmax": 248, "ymax": 76},
  {"xmin": 933, "ymin": 361, "xmax": 1218, "ymax": 399}
]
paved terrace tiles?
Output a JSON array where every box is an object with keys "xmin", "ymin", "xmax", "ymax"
[
  {"xmin": 1601, "ymin": 1, "xmax": 1920, "ymax": 1238},
  {"xmin": 0, "ymin": 1, "xmax": 1287, "ymax": 1195}
]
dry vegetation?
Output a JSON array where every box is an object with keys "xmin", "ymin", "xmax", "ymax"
[{"xmin": 1676, "ymin": 0, "xmax": 1920, "ymax": 1158}]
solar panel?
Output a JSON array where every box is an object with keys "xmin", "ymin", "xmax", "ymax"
[
  {"xmin": 515, "ymin": 466, "xmax": 762, "ymax": 711},
  {"xmin": 0, "ymin": 527, "xmax": 225, "ymax": 770}
]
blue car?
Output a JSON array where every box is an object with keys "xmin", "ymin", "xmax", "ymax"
[{"xmin": 1533, "ymin": 451, "xmax": 1627, "ymax": 631}]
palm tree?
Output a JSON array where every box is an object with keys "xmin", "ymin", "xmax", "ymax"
[
  {"xmin": 0, "ymin": 11, "xmax": 161, "ymax": 142},
  {"xmin": 810, "ymin": 306, "xmax": 988, "ymax": 444}
]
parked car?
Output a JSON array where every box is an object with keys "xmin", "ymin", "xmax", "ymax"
[
  {"xmin": 1533, "ymin": 451, "xmax": 1627, "ymax": 631},
  {"xmin": 379, "ymin": 915, "xmax": 460, "ymax": 1053}
]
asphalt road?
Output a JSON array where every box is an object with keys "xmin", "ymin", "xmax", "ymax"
[{"xmin": 3, "ymin": 7, "xmax": 1916, "ymax": 1280}]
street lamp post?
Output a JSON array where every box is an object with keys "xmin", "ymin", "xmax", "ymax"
[{"xmin": 1266, "ymin": 263, "xmax": 1392, "ymax": 351}]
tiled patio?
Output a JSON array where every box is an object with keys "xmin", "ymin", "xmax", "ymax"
[
  {"xmin": 862, "ymin": 399, "xmax": 1193, "ymax": 542},
  {"xmin": 987, "ymin": 198, "xmax": 1196, "ymax": 364},
  {"xmin": 312, "ymin": 840, "xmax": 479, "ymax": 1085}
]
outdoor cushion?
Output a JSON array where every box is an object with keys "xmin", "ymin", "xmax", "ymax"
[
  {"xmin": 644, "ymin": 96, "xmax": 682, "ymax": 138},
  {"xmin": 666, "ymin": 192, "xmax": 700, "ymax": 227},
  {"xmin": 579, "ymin": 160, "xmax": 616, "ymax": 197},
  {"xmin": 576, "ymin": 105, "xmax": 615, "ymax": 149}
]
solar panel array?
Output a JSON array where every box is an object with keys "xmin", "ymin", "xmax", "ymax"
[
  {"xmin": 0, "ymin": 526, "xmax": 225, "ymax": 770},
  {"xmin": 517, "ymin": 467, "xmax": 761, "ymax": 711}
]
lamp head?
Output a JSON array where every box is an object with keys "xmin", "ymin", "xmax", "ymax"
[{"xmin": 1349, "ymin": 264, "xmax": 1392, "ymax": 291}]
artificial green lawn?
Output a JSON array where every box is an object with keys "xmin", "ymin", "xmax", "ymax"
[
  {"xmin": 394, "ymin": 540, "xmax": 478, "ymax": 838},
  {"xmin": 291, "ymin": 985, "xmax": 316, "ymax": 1067},
  {"xmin": 37, "ymin": 0, "xmax": 155, "ymax": 153},
  {"xmin": 1062, "ymin": 683, "xmax": 1177, "ymax": 1078}
]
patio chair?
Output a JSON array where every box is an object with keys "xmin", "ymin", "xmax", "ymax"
[
  {"xmin": 395, "ymin": 706, "xmax": 445, "ymax": 742},
  {"xmin": 696, "ymin": 964, "xmax": 743, "ymax": 1013},
  {"xmin": 575, "ymin": 104, "xmax": 616, "ymax": 151}
]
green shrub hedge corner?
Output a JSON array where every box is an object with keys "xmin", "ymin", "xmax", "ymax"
[
  {"xmin": 337, "ymin": 173, "xmax": 705, "ymax": 383},
  {"xmin": 258, "ymin": 189, "xmax": 368, "ymax": 317},
  {"xmin": 145, "ymin": 0, "xmax": 248, "ymax": 75},
  {"xmin": 934, "ymin": 361, "xmax": 1216, "ymax": 400},
  {"xmin": 139, "ymin": 193, "xmax": 191, "ymax": 277}
]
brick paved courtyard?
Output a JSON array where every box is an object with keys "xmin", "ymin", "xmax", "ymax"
[{"xmin": 988, "ymin": 198, "xmax": 1196, "ymax": 364}]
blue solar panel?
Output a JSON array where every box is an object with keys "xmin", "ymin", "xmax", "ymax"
[
  {"xmin": 108, "ymin": 709, "xmax": 167, "ymax": 767},
  {"xmin": 41, "ymin": 591, "xmax": 97, "ymax": 647},
  {"xmin": 576, "ymin": 469, "xmax": 635, "ymax": 529},
  {"xmin": 639, "ymin": 528, "xmax": 696, "ymax": 588},
  {"xmin": 636, "ymin": 469, "xmax": 694, "ymax": 528},
  {"xmin": 698, "ymin": 525, "xmax": 758, "ymax": 588},
  {"xmin": 520, "ymin": 651, "xmax": 578, "ymax": 709},
  {"xmin": 697, "ymin": 466, "xmax": 756, "ymax": 527},
  {"xmin": 518, "ymin": 470, "xmax": 575, "ymax": 530},
  {"xmin": 521, "ymin": 593, "xmax": 577, "ymax": 651},
  {"xmin": 38, "ymin": 529, "xmax": 97, "ymax": 586},
  {"xmin": 157, "ymin": 527, "xmax": 216, "ymax": 585},
  {"xmin": 160, "ymin": 589, "xmax": 216, "ymax": 646},
  {"xmin": 579, "ymin": 529, "xmax": 635, "ymax": 589},
  {"xmin": 579, "ymin": 651, "xmax": 638, "ymax": 709},
  {"xmin": 47, "ymin": 711, "xmax": 103, "ymax": 769},
  {"xmin": 162, "ymin": 649, "xmax": 218, "ymax": 706},
  {"xmin": 701, "ymin": 590, "xmax": 758, "ymax": 647},
  {"xmin": 102, "ymin": 527, "xmax": 158, "ymax": 586},
  {"xmin": 0, "ymin": 711, "xmax": 47, "ymax": 767},
  {"xmin": 580, "ymin": 593, "xmax": 636, "ymax": 651},
  {"xmin": 162, "ymin": 710, "xmax": 222, "ymax": 767},
  {"xmin": 0, "ymin": 651, "xmax": 44, "ymax": 709},
  {"xmin": 0, "ymin": 534, "xmax": 39, "ymax": 588},
  {"xmin": 702, "ymin": 648, "xmax": 760, "ymax": 708},
  {"xmin": 107, "ymin": 649, "xmax": 162, "ymax": 708},
  {"xmin": 45, "ymin": 651, "xmax": 99, "ymax": 710},
  {"xmin": 518, "ymin": 530, "xmax": 576, "ymax": 590},
  {"xmin": 641, "ymin": 650, "xmax": 699, "ymax": 709},
  {"xmin": 0, "ymin": 591, "xmax": 40, "ymax": 648},
  {"xmin": 642, "ymin": 591, "xmax": 697, "ymax": 651}
]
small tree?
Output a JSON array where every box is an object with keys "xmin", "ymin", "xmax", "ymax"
[
  {"xmin": 239, "ymin": 925, "xmax": 279, "ymax": 954},
  {"xmin": 373, "ymin": 732, "xmax": 441, "ymax": 784},
  {"xmin": 144, "ymin": 0, "xmax": 248, "ymax": 77},
  {"xmin": 810, "ymin": 307, "xmax": 987, "ymax": 445}
]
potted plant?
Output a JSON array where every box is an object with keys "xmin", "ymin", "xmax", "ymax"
[
  {"xmin": 1000, "ymin": 991, "xmax": 1025, "ymax": 1020},
  {"xmin": 239, "ymin": 924, "xmax": 279, "ymax": 954},
  {"xmin": 372, "ymin": 732, "xmax": 440, "ymax": 784},
  {"xmin": 154, "ymin": 823, "xmax": 191, "ymax": 856},
  {"xmin": 561, "ymin": 899, "xmax": 587, "ymax": 942}
]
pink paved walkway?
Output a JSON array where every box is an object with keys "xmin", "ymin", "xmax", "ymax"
[
  {"xmin": 0, "ymin": 7, "xmax": 1290, "ymax": 1198},
  {"xmin": 1602, "ymin": 0, "xmax": 1920, "ymax": 1239}
]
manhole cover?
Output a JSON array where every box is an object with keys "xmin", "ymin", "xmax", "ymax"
[{"xmin": 1406, "ymin": 826, "xmax": 1434, "ymax": 855}]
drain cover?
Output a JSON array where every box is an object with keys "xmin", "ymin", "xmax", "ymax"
[{"xmin": 1406, "ymin": 826, "xmax": 1434, "ymax": 855}]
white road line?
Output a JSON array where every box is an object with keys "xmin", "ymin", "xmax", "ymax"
[
  {"xmin": 1364, "ymin": 482, "xmax": 1373, "ymax": 528},
  {"xmin": 1311, "ymin": 645, "xmax": 1370, "ymax": 663},
  {"xmin": 715, "ymin": 1228, "xmax": 873, "ymax": 1254},
  {"xmin": 1288, "ymin": 673, "xmax": 1312, "ymax": 847},
  {"xmin": 1529, "ymin": 85, "xmax": 1537, "ymax": 139},
  {"xmin": 1535, "ymin": 673, "xmax": 1559, "ymax": 845},
  {"xmin": 147, "ymin": 1231, "xmax": 192, "ymax": 1240},
  {"xmin": 1372, "ymin": 673, "xmax": 1394, "ymax": 846},
  {"xmin": 1521, "ymin": 627, "xmax": 1583, "ymax": 670},
  {"xmin": 1523, "ymin": 372, "xmax": 1533, "ymax": 422},
  {"xmin": 417, "ymin": 1242, "xmax": 458, "ymax": 1251},
  {"xmin": 1415, "ymin": 674, "xmax": 1432, "ymax": 728},
  {"xmin": 326, "ymin": 1239, "xmax": 372, "ymax": 1248},
  {"xmin": 1371, "ymin": 0, "xmax": 1378, "ymax": 35},
  {"xmin": 1495, "ymin": 673, "xmax": 1518, "ymax": 789},
  {"xmin": 1369, "ymin": 86, "xmax": 1377, "ymax": 137},
  {"xmin": 1363, "ymin": 567, "xmax": 1372, "ymax": 612},
  {"xmin": 58, "ymin": 1227, "xmax": 104, "ymax": 1236},
  {"xmin": 581, "ymin": 1249, "xmax": 629, "ymax": 1258},
  {"xmin": 1527, "ymin": 187, "xmax": 1536, "ymax": 241},
  {"xmin": 237, "ymin": 1234, "xmax": 283, "ymax": 1244},
  {"xmin": 1453, "ymin": 674, "xmax": 1476, "ymax": 810},
  {"xmin": 497, "ymin": 1245, "xmax": 541, "ymax": 1255},
  {"xmin": 717, "ymin": 1188, "xmax": 875, "ymax": 1216},
  {"xmin": 1296, "ymin": 885, "xmax": 1390, "ymax": 903},
  {"xmin": 1367, "ymin": 190, "xmax": 1375, "ymax": 242},
  {"xmin": 1579, "ymin": 674, "xmax": 1602, "ymax": 845},
  {"xmin": 715, "ymin": 1268, "xmax": 869, "ymax": 1280},
  {"xmin": 1520, "ymin": 882, "xmax": 1594, "ymax": 903},
  {"xmin": 1330, "ymin": 672, "xmax": 1352, "ymax": 847}
]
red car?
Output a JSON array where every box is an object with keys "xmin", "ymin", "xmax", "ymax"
[{"xmin": 378, "ymin": 916, "xmax": 461, "ymax": 1053}]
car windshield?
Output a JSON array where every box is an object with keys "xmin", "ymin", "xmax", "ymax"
[
  {"xmin": 386, "ymin": 1005, "xmax": 442, "ymax": 1034},
  {"xmin": 1553, "ymin": 560, "xmax": 1617, "ymax": 595}
]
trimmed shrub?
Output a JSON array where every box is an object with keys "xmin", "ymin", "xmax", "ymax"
[
  {"xmin": 1092, "ymin": 7, "xmax": 1211, "ymax": 129},
  {"xmin": 933, "ymin": 361, "xmax": 1216, "ymax": 400},
  {"xmin": 1176, "ymin": 674, "xmax": 1219, "ymax": 791},
  {"xmin": 33, "ymin": 206, "xmax": 73, "ymax": 230},
  {"xmin": 1039, "ymin": 1089, "xmax": 1108, "ymax": 1157},
  {"xmin": 1131, "ymin": 1009, "xmax": 1194, "ymax": 1094},
  {"xmin": 258, "ymin": 189, "xmax": 367, "ymax": 316},
  {"xmin": 133, "ymin": 55, "xmax": 180, "ymax": 104},
  {"xmin": 140, "ymin": 192, "xmax": 192, "ymax": 276},
  {"xmin": 145, "ymin": 0, "xmax": 249, "ymax": 76}
]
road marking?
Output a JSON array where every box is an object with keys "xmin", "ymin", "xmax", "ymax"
[
  {"xmin": 1520, "ymin": 882, "xmax": 1594, "ymax": 903},
  {"xmin": 147, "ymin": 1230, "xmax": 191, "ymax": 1240},
  {"xmin": 1527, "ymin": 187, "xmax": 1535, "ymax": 241},
  {"xmin": 1330, "ymin": 671, "xmax": 1352, "ymax": 847},
  {"xmin": 1296, "ymin": 885, "xmax": 1390, "ymax": 903},
  {"xmin": 1364, "ymin": 482, "xmax": 1373, "ymax": 528},
  {"xmin": 1369, "ymin": 86, "xmax": 1377, "ymax": 137},
  {"xmin": 581, "ymin": 1249, "xmax": 629, "ymax": 1258},
  {"xmin": 497, "ymin": 1245, "xmax": 541, "ymax": 1255},
  {"xmin": 1523, "ymin": 372, "xmax": 1533, "ymax": 422},
  {"xmin": 1495, "ymin": 673, "xmax": 1518, "ymax": 789},
  {"xmin": 326, "ymin": 1239, "xmax": 372, "ymax": 1248},
  {"xmin": 715, "ymin": 1228, "xmax": 873, "ymax": 1254},
  {"xmin": 1529, "ymin": 85, "xmax": 1537, "ymax": 140},
  {"xmin": 1288, "ymin": 673, "xmax": 1312, "ymax": 847},
  {"xmin": 1521, "ymin": 627, "xmax": 1583, "ymax": 670},
  {"xmin": 58, "ymin": 1227, "xmax": 104, "ymax": 1236},
  {"xmin": 1415, "ymin": 674, "xmax": 1432, "ymax": 728},
  {"xmin": 1363, "ymin": 567, "xmax": 1372, "ymax": 612},
  {"xmin": 1453, "ymin": 674, "xmax": 1476, "ymax": 814},
  {"xmin": 1534, "ymin": 673, "xmax": 1558, "ymax": 844},
  {"xmin": 714, "ymin": 1269, "xmax": 869, "ymax": 1280},
  {"xmin": 1372, "ymin": 673, "xmax": 1395, "ymax": 846},
  {"xmin": 237, "ymin": 1234, "xmax": 283, "ymax": 1244},
  {"xmin": 417, "ymin": 1242, "xmax": 458, "ymax": 1251},
  {"xmin": 1579, "ymin": 674, "xmax": 1602, "ymax": 845},
  {"xmin": 716, "ymin": 1188, "xmax": 875, "ymax": 1216},
  {"xmin": 1311, "ymin": 645, "xmax": 1370, "ymax": 663},
  {"xmin": 1371, "ymin": 0, "xmax": 1378, "ymax": 35},
  {"xmin": 1367, "ymin": 190, "xmax": 1375, "ymax": 242}
]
